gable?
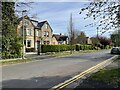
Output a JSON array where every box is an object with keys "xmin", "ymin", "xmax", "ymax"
[{"xmin": 37, "ymin": 21, "xmax": 53, "ymax": 32}]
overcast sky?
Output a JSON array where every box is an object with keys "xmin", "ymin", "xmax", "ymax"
[{"xmin": 15, "ymin": 1, "xmax": 111, "ymax": 38}]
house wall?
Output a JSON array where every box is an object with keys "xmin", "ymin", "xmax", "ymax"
[
  {"xmin": 41, "ymin": 23, "xmax": 53, "ymax": 44},
  {"xmin": 87, "ymin": 38, "xmax": 92, "ymax": 44},
  {"xmin": 17, "ymin": 18, "xmax": 35, "ymax": 49},
  {"xmin": 52, "ymin": 37, "xmax": 59, "ymax": 45}
]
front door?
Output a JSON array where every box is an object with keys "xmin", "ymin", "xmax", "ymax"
[{"xmin": 37, "ymin": 41, "xmax": 40, "ymax": 50}]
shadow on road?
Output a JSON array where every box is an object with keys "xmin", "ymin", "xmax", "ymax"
[{"xmin": 2, "ymin": 75, "xmax": 72, "ymax": 89}]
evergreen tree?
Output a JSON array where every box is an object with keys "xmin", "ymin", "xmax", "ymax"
[{"xmin": 2, "ymin": 2, "xmax": 22, "ymax": 59}]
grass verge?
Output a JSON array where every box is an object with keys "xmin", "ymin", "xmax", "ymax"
[
  {"xmin": 75, "ymin": 58, "xmax": 120, "ymax": 88},
  {"xmin": 0, "ymin": 58, "xmax": 32, "ymax": 65},
  {"xmin": 89, "ymin": 68, "xmax": 120, "ymax": 85}
]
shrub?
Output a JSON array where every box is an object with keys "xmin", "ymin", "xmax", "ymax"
[{"xmin": 41, "ymin": 44, "xmax": 75, "ymax": 53}]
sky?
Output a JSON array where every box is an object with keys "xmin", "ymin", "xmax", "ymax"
[{"xmin": 15, "ymin": 1, "xmax": 111, "ymax": 38}]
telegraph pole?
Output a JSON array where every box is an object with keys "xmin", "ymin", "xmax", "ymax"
[{"xmin": 22, "ymin": 10, "xmax": 27, "ymax": 60}]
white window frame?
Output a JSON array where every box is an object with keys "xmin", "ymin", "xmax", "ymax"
[{"xmin": 27, "ymin": 29, "xmax": 32, "ymax": 36}]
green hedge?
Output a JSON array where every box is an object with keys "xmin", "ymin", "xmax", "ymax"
[
  {"xmin": 76, "ymin": 44, "xmax": 94, "ymax": 51},
  {"xmin": 41, "ymin": 44, "xmax": 96, "ymax": 53},
  {"xmin": 41, "ymin": 45, "xmax": 76, "ymax": 53}
]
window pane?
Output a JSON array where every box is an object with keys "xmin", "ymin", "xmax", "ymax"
[{"xmin": 27, "ymin": 40, "xmax": 31, "ymax": 47}]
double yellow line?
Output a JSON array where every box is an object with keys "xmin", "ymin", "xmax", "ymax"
[{"xmin": 51, "ymin": 55, "xmax": 118, "ymax": 90}]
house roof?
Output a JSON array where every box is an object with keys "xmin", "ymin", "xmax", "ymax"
[
  {"xmin": 30, "ymin": 19, "xmax": 39, "ymax": 29},
  {"xmin": 37, "ymin": 21, "xmax": 53, "ymax": 31},
  {"xmin": 53, "ymin": 34, "xmax": 68, "ymax": 41},
  {"xmin": 18, "ymin": 15, "xmax": 39, "ymax": 28},
  {"xmin": 18, "ymin": 16, "xmax": 53, "ymax": 31},
  {"xmin": 37, "ymin": 21, "xmax": 47, "ymax": 28}
]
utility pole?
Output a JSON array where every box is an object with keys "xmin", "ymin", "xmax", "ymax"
[{"xmin": 22, "ymin": 10, "xmax": 27, "ymax": 60}]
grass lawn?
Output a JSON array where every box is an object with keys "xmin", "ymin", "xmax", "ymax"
[{"xmin": 0, "ymin": 58, "xmax": 32, "ymax": 65}]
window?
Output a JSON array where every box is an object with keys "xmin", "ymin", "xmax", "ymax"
[
  {"xmin": 25, "ymin": 21, "xmax": 29, "ymax": 26},
  {"xmin": 27, "ymin": 29, "xmax": 32, "ymax": 36},
  {"xmin": 47, "ymin": 41, "xmax": 50, "ymax": 44},
  {"xmin": 38, "ymin": 31, "xmax": 41, "ymax": 36},
  {"xmin": 27, "ymin": 40, "xmax": 31, "ymax": 47},
  {"xmin": 44, "ymin": 31, "xmax": 49, "ymax": 37},
  {"xmin": 44, "ymin": 41, "xmax": 50, "ymax": 45},
  {"xmin": 44, "ymin": 41, "xmax": 46, "ymax": 44}
]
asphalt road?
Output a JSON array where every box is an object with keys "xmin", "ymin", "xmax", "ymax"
[{"xmin": 2, "ymin": 50, "xmax": 114, "ymax": 89}]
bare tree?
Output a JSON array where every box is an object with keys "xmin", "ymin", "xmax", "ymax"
[{"xmin": 68, "ymin": 13, "xmax": 75, "ymax": 54}]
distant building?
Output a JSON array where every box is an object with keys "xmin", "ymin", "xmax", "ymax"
[
  {"xmin": 53, "ymin": 33, "xmax": 69, "ymax": 44},
  {"xmin": 86, "ymin": 37, "xmax": 92, "ymax": 44}
]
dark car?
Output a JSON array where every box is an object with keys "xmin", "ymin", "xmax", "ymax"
[{"xmin": 111, "ymin": 47, "xmax": 120, "ymax": 54}]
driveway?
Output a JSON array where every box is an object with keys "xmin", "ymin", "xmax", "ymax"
[{"xmin": 2, "ymin": 50, "xmax": 114, "ymax": 88}]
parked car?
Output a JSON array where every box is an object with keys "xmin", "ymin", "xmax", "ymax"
[{"xmin": 111, "ymin": 47, "xmax": 120, "ymax": 54}]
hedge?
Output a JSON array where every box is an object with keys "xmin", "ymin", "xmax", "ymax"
[
  {"xmin": 41, "ymin": 44, "xmax": 76, "ymax": 53},
  {"xmin": 75, "ymin": 44, "xmax": 94, "ymax": 51}
]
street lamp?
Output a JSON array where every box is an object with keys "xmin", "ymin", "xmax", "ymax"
[{"xmin": 22, "ymin": 10, "xmax": 27, "ymax": 60}]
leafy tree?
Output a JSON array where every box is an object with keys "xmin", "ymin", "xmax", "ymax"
[
  {"xmin": 2, "ymin": 2, "xmax": 22, "ymax": 59},
  {"xmin": 79, "ymin": 0, "xmax": 120, "ymax": 34}
]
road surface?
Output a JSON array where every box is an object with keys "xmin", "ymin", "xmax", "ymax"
[{"xmin": 2, "ymin": 50, "xmax": 114, "ymax": 88}]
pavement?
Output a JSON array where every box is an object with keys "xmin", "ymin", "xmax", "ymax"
[
  {"xmin": 1, "ymin": 50, "xmax": 115, "ymax": 89},
  {"xmin": 25, "ymin": 52, "xmax": 55, "ymax": 60}
]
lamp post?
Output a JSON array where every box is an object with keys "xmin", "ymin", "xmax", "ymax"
[{"xmin": 22, "ymin": 10, "xmax": 27, "ymax": 60}]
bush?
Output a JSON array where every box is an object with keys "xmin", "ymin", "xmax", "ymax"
[
  {"xmin": 41, "ymin": 44, "xmax": 76, "ymax": 53},
  {"xmin": 76, "ymin": 44, "xmax": 93, "ymax": 51},
  {"xmin": 26, "ymin": 48, "xmax": 35, "ymax": 52},
  {"xmin": 2, "ymin": 36, "xmax": 22, "ymax": 59},
  {"xmin": 105, "ymin": 45, "xmax": 111, "ymax": 49}
]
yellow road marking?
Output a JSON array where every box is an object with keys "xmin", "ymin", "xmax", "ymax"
[{"xmin": 51, "ymin": 55, "xmax": 118, "ymax": 90}]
